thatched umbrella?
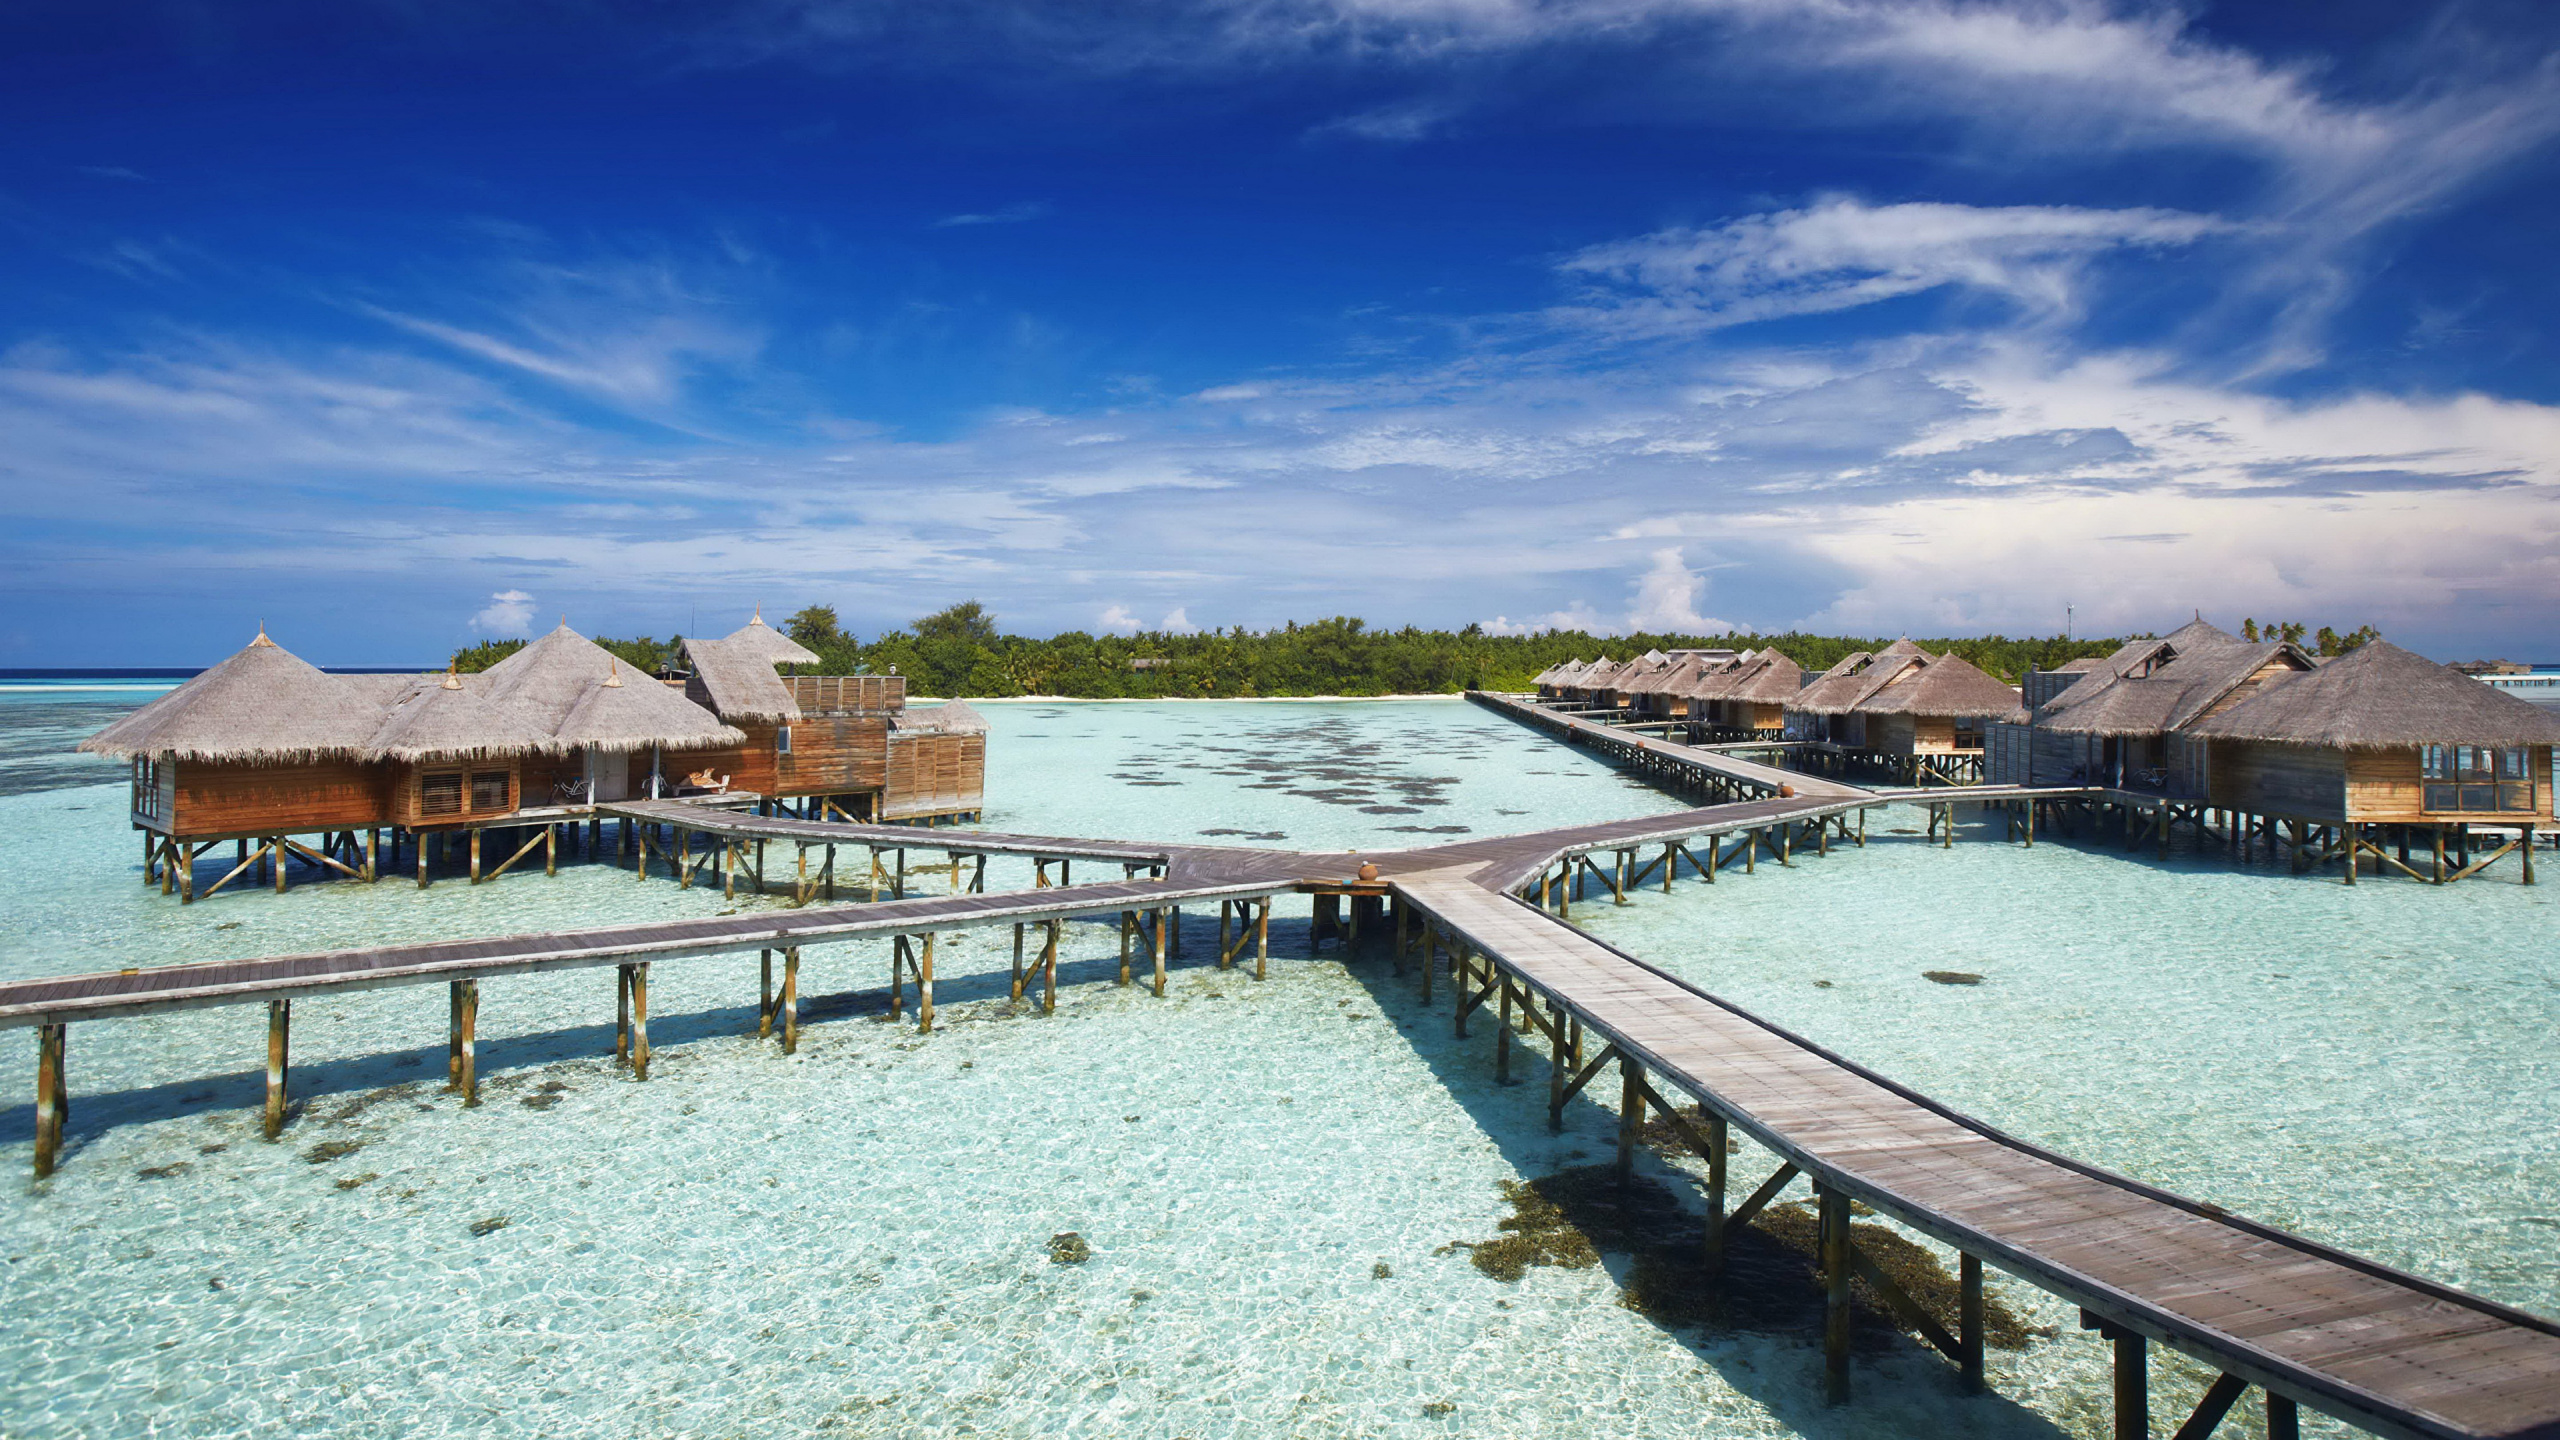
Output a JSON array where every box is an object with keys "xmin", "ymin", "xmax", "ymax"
[
  {"xmin": 79, "ymin": 627, "xmax": 384, "ymax": 764},
  {"xmin": 2188, "ymin": 641, "xmax": 2560, "ymax": 748}
]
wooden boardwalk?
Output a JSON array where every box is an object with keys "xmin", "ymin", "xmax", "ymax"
[
  {"xmin": 1391, "ymin": 870, "xmax": 2560, "ymax": 1439},
  {"xmin": 8, "ymin": 693, "xmax": 2559, "ymax": 1438}
]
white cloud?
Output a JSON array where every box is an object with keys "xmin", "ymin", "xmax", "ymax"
[
  {"xmin": 470, "ymin": 589, "xmax": 539, "ymax": 638},
  {"xmin": 1308, "ymin": 98, "xmax": 1460, "ymax": 142},
  {"xmin": 1558, "ymin": 197, "xmax": 2220, "ymax": 333},
  {"xmin": 1159, "ymin": 606, "xmax": 1200, "ymax": 634},
  {"xmin": 1099, "ymin": 604, "xmax": 1141, "ymax": 634},
  {"xmin": 935, "ymin": 201, "xmax": 1053, "ymax": 227},
  {"xmin": 1624, "ymin": 547, "xmax": 1735, "ymax": 633}
]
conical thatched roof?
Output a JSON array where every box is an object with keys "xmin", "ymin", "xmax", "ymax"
[
  {"xmin": 721, "ymin": 610, "xmax": 822, "ymax": 667},
  {"xmin": 1856, "ymin": 653, "xmax": 2020, "ymax": 719},
  {"xmin": 367, "ymin": 673, "xmax": 564, "ymax": 763},
  {"xmin": 2187, "ymin": 641, "xmax": 2560, "ymax": 748},
  {"xmin": 556, "ymin": 662, "xmax": 748, "ymax": 753},
  {"xmin": 78, "ymin": 629, "xmax": 385, "ymax": 763},
  {"xmin": 2163, "ymin": 617, "xmax": 2240, "ymax": 649},
  {"xmin": 479, "ymin": 622, "xmax": 623, "ymax": 731},
  {"xmin": 681, "ymin": 634, "xmax": 801, "ymax": 725},
  {"xmin": 898, "ymin": 700, "xmax": 990, "ymax": 735}
]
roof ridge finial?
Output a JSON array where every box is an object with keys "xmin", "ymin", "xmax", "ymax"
[
  {"xmin": 753, "ymin": 603, "xmax": 763, "ymax": 624},
  {"xmin": 604, "ymin": 657, "xmax": 625, "ymax": 688},
  {"xmin": 441, "ymin": 660, "xmax": 463, "ymax": 691},
  {"xmin": 253, "ymin": 621, "xmax": 273, "ymax": 647}
]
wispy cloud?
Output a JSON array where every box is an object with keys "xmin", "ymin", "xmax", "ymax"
[
  {"xmin": 935, "ymin": 201, "xmax": 1052, "ymax": 227},
  {"xmin": 1556, "ymin": 196, "xmax": 2221, "ymax": 334},
  {"xmin": 470, "ymin": 589, "xmax": 538, "ymax": 637}
]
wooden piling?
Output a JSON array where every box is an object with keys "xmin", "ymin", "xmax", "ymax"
[
  {"xmin": 1040, "ymin": 919, "xmax": 1060, "ymax": 1014},
  {"xmin": 629, "ymin": 963, "xmax": 651, "ymax": 1079},
  {"xmin": 1152, "ymin": 908, "xmax": 1169, "ymax": 996},
  {"xmin": 759, "ymin": 949, "xmax": 774, "ymax": 1037},
  {"xmin": 1495, "ymin": 976, "xmax": 1512, "ymax": 1083},
  {"xmin": 782, "ymin": 947, "xmax": 800, "ymax": 1054},
  {"xmin": 263, "ymin": 999, "xmax": 290, "ymax": 1140},
  {"xmin": 1959, "ymin": 1253, "xmax": 1985, "ymax": 1393},
  {"xmin": 1822, "ymin": 1187, "xmax": 1852, "ymax": 1405},
  {"xmin": 917, "ymin": 934, "xmax": 936, "ymax": 1033},
  {"xmin": 1253, "ymin": 899, "xmax": 1269, "ymax": 981},
  {"xmin": 1703, "ymin": 1112, "xmax": 1729, "ymax": 1275},
  {"xmin": 2110, "ymin": 1325, "xmax": 2148, "ymax": 1439},
  {"xmin": 454, "ymin": 980, "xmax": 478, "ymax": 1106},
  {"xmin": 1615, "ymin": 1058, "xmax": 1642, "ymax": 1182},
  {"xmin": 34, "ymin": 1022, "xmax": 67, "ymax": 1179},
  {"xmin": 2266, "ymin": 1393, "xmax": 2300, "ymax": 1440}
]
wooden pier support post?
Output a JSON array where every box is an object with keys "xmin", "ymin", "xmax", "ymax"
[
  {"xmin": 1040, "ymin": 920, "xmax": 1060, "ymax": 1014},
  {"xmin": 1253, "ymin": 899, "xmax": 1270, "ymax": 981},
  {"xmin": 452, "ymin": 981, "xmax": 478, "ymax": 1106},
  {"xmin": 1118, "ymin": 911, "xmax": 1134, "ymax": 986},
  {"xmin": 2524, "ymin": 827, "xmax": 2537, "ymax": 886},
  {"xmin": 628, "ymin": 963, "xmax": 651, "ymax": 1079},
  {"xmin": 1420, "ymin": 923, "xmax": 1435, "ymax": 1005},
  {"xmin": 759, "ymin": 949, "xmax": 774, "ymax": 1037},
  {"xmin": 366, "ymin": 827, "xmax": 379, "ymax": 881},
  {"xmin": 2112, "ymin": 1328, "xmax": 2147, "ymax": 1439},
  {"xmin": 2266, "ymin": 1393, "xmax": 2300, "ymax": 1440},
  {"xmin": 1615, "ymin": 1057, "xmax": 1643, "ymax": 1182},
  {"xmin": 1959, "ymin": 1253, "xmax": 1985, "ymax": 1393},
  {"xmin": 1703, "ymin": 1112, "xmax": 1729, "ymax": 1274},
  {"xmin": 263, "ymin": 999, "xmax": 291, "ymax": 1140},
  {"xmin": 1012, "ymin": 923, "xmax": 1028, "ymax": 999},
  {"xmin": 1152, "ymin": 909, "xmax": 1168, "ymax": 997},
  {"xmin": 1547, "ymin": 1003, "xmax": 1568, "ymax": 1133},
  {"xmin": 469, "ymin": 827, "xmax": 483, "ymax": 883},
  {"xmin": 545, "ymin": 824, "xmax": 557, "ymax": 877},
  {"xmin": 34, "ymin": 1022, "xmax": 67, "ymax": 1179},
  {"xmin": 1821, "ymin": 1186, "xmax": 1852, "ymax": 1405},
  {"xmin": 781, "ymin": 947, "xmax": 800, "ymax": 1054},
  {"xmin": 917, "ymin": 934, "xmax": 937, "ymax": 1033},
  {"xmin": 1494, "ymin": 976, "xmax": 1512, "ymax": 1083}
]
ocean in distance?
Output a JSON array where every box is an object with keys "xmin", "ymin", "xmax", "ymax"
[{"xmin": 1, "ymin": 690, "xmax": 2553, "ymax": 1439}]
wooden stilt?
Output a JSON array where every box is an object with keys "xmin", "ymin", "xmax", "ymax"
[
  {"xmin": 918, "ymin": 934, "xmax": 936, "ymax": 1033},
  {"xmin": 469, "ymin": 827, "xmax": 482, "ymax": 883},
  {"xmin": 615, "ymin": 965, "xmax": 631, "ymax": 1063},
  {"xmin": 34, "ymin": 1022, "xmax": 67, "ymax": 1179},
  {"xmin": 1041, "ymin": 920, "xmax": 1060, "ymax": 1014},
  {"xmin": 1615, "ymin": 1058, "xmax": 1642, "ymax": 1182},
  {"xmin": 1703, "ymin": 1113, "xmax": 1729, "ymax": 1274},
  {"xmin": 1254, "ymin": 899, "xmax": 1269, "ymax": 981},
  {"xmin": 1959, "ymin": 1253, "xmax": 1985, "ymax": 1393},
  {"xmin": 2266, "ymin": 1393, "xmax": 2300, "ymax": 1440},
  {"xmin": 1012, "ymin": 923, "xmax": 1028, "ymax": 1000},
  {"xmin": 1152, "ymin": 908, "xmax": 1168, "ymax": 996},
  {"xmin": 454, "ymin": 980, "xmax": 478, "ymax": 1106},
  {"xmin": 1119, "ymin": 911, "xmax": 1134, "ymax": 986},
  {"xmin": 544, "ymin": 824, "xmax": 557, "ymax": 877},
  {"xmin": 366, "ymin": 827, "xmax": 379, "ymax": 881},
  {"xmin": 1495, "ymin": 976, "xmax": 1512, "ymax": 1083},
  {"xmin": 759, "ymin": 949, "xmax": 774, "ymax": 1037},
  {"xmin": 1822, "ymin": 1187, "xmax": 1852, "ymax": 1405},
  {"xmin": 1547, "ymin": 1001, "xmax": 1568, "ymax": 1132},
  {"xmin": 629, "ymin": 963, "xmax": 650, "ymax": 1079},
  {"xmin": 262, "ymin": 999, "xmax": 291, "ymax": 1140},
  {"xmin": 782, "ymin": 947, "xmax": 800, "ymax": 1054},
  {"xmin": 2110, "ymin": 1325, "xmax": 2147, "ymax": 1439}
]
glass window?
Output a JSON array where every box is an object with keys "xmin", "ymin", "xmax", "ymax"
[
  {"xmin": 2422, "ymin": 745, "xmax": 2535, "ymax": 811},
  {"xmin": 777, "ymin": 725, "xmax": 793, "ymax": 755},
  {"xmin": 470, "ymin": 770, "xmax": 510, "ymax": 812},
  {"xmin": 421, "ymin": 772, "xmax": 463, "ymax": 817}
]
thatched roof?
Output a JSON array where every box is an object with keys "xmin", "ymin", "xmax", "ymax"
[
  {"xmin": 78, "ymin": 629, "xmax": 386, "ymax": 763},
  {"xmin": 479, "ymin": 622, "xmax": 623, "ymax": 731},
  {"xmin": 368, "ymin": 673, "xmax": 564, "ymax": 763},
  {"xmin": 2163, "ymin": 617, "xmax": 2240, "ymax": 649},
  {"xmin": 2038, "ymin": 640, "xmax": 2307, "ymax": 738},
  {"xmin": 2188, "ymin": 641, "xmax": 2560, "ymax": 748},
  {"xmin": 1721, "ymin": 649, "xmax": 1805, "ymax": 704},
  {"xmin": 898, "ymin": 700, "xmax": 990, "ymax": 735},
  {"xmin": 1786, "ymin": 651, "xmax": 1875, "ymax": 716},
  {"xmin": 1577, "ymin": 657, "xmax": 1625, "ymax": 691},
  {"xmin": 1856, "ymin": 653, "xmax": 2020, "ymax": 719},
  {"xmin": 86, "ymin": 622, "xmax": 756, "ymax": 767},
  {"xmin": 557, "ymin": 662, "xmax": 748, "ymax": 753},
  {"xmin": 681, "ymin": 634, "xmax": 801, "ymax": 725},
  {"xmin": 1619, "ymin": 654, "xmax": 1695, "ymax": 696},
  {"xmin": 720, "ymin": 610, "xmax": 822, "ymax": 667}
]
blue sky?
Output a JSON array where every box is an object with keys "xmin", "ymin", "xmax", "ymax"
[{"xmin": 4, "ymin": 0, "xmax": 2558, "ymax": 665}]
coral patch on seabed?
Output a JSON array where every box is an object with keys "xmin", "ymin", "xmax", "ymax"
[{"xmin": 1452, "ymin": 1166, "xmax": 2035, "ymax": 1350}]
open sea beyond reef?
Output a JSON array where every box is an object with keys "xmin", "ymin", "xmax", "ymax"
[{"xmin": 2, "ymin": 686, "xmax": 2555, "ymax": 1440}]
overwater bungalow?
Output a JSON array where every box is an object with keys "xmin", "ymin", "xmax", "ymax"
[
  {"xmin": 1786, "ymin": 641, "xmax": 2016, "ymax": 783},
  {"xmin": 1987, "ymin": 619, "xmax": 2311, "ymax": 791},
  {"xmin": 1687, "ymin": 648, "xmax": 1802, "ymax": 736},
  {"xmin": 1530, "ymin": 659, "xmax": 1580, "ymax": 699},
  {"xmin": 1623, "ymin": 652, "xmax": 1715, "ymax": 722},
  {"xmin": 2184, "ymin": 640, "xmax": 2558, "ymax": 879},
  {"xmin": 83, "ymin": 616, "xmax": 984, "ymax": 900}
]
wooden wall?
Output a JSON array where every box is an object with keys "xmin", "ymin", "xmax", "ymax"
[
  {"xmin": 2340, "ymin": 746, "xmax": 2555, "ymax": 823},
  {"xmin": 389, "ymin": 760, "xmax": 523, "ymax": 829},
  {"xmin": 883, "ymin": 732, "xmax": 985, "ymax": 820},
  {"xmin": 169, "ymin": 758, "xmax": 391, "ymax": 838},
  {"xmin": 2208, "ymin": 741, "xmax": 2345, "ymax": 822},
  {"xmin": 775, "ymin": 714, "xmax": 888, "ymax": 796}
]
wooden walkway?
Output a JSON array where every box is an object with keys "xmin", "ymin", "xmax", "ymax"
[
  {"xmin": 8, "ymin": 693, "xmax": 2559, "ymax": 1438},
  {"xmin": 1393, "ymin": 871, "xmax": 2560, "ymax": 1440}
]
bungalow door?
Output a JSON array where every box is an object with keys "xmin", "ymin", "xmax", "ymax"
[{"xmin": 585, "ymin": 750, "xmax": 630, "ymax": 803}]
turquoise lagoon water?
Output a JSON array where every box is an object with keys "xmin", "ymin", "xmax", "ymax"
[{"xmin": 0, "ymin": 694, "xmax": 2553, "ymax": 1439}]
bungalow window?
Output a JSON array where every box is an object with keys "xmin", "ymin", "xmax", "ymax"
[
  {"xmin": 133, "ymin": 757, "xmax": 165, "ymax": 821},
  {"xmin": 777, "ymin": 725, "xmax": 793, "ymax": 756},
  {"xmin": 421, "ymin": 771, "xmax": 464, "ymax": 817},
  {"xmin": 2421, "ymin": 744, "xmax": 2534, "ymax": 813},
  {"xmin": 470, "ymin": 770, "xmax": 511, "ymax": 813}
]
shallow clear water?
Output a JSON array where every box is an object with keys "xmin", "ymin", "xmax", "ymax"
[{"xmin": 0, "ymin": 694, "xmax": 2553, "ymax": 1440}]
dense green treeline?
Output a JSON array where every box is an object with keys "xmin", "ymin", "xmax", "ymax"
[
  {"xmin": 450, "ymin": 601, "xmax": 2384, "ymax": 699},
  {"xmin": 451, "ymin": 602, "xmax": 2130, "ymax": 696}
]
